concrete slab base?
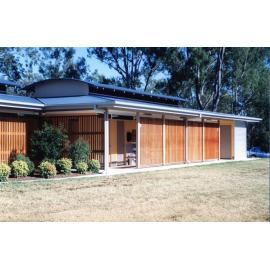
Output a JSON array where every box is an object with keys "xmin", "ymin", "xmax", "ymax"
[{"xmin": 106, "ymin": 158, "xmax": 255, "ymax": 176}]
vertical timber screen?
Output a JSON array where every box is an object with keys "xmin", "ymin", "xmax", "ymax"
[
  {"xmin": 140, "ymin": 117, "xmax": 163, "ymax": 167},
  {"xmin": 45, "ymin": 115, "xmax": 104, "ymax": 165}
]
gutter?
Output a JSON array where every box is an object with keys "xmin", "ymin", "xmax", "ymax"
[{"xmin": 0, "ymin": 102, "xmax": 43, "ymax": 111}]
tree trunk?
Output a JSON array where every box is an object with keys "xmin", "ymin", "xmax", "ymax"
[{"xmin": 212, "ymin": 47, "xmax": 225, "ymax": 111}]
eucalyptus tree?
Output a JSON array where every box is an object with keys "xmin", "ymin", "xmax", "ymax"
[{"xmin": 87, "ymin": 47, "xmax": 168, "ymax": 91}]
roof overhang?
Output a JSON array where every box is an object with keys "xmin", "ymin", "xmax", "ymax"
[
  {"xmin": 0, "ymin": 92, "xmax": 262, "ymax": 123},
  {"xmin": 96, "ymin": 99, "xmax": 262, "ymax": 123},
  {"xmin": 0, "ymin": 94, "xmax": 44, "ymax": 112}
]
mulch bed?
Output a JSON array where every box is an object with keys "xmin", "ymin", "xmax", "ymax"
[{"xmin": 7, "ymin": 172, "xmax": 95, "ymax": 182}]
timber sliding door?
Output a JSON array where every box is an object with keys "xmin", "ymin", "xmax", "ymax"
[
  {"xmin": 165, "ymin": 119, "xmax": 185, "ymax": 164},
  {"xmin": 204, "ymin": 122, "xmax": 219, "ymax": 160},
  {"xmin": 140, "ymin": 117, "xmax": 163, "ymax": 166},
  {"xmin": 188, "ymin": 121, "xmax": 203, "ymax": 162}
]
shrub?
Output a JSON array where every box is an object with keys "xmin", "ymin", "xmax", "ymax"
[
  {"xmin": 11, "ymin": 160, "xmax": 29, "ymax": 178},
  {"xmin": 88, "ymin": 159, "xmax": 100, "ymax": 173},
  {"xmin": 15, "ymin": 154, "xmax": 35, "ymax": 175},
  {"xmin": 30, "ymin": 122, "xmax": 69, "ymax": 163},
  {"xmin": 42, "ymin": 158, "xmax": 56, "ymax": 165},
  {"xmin": 0, "ymin": 163, "xmax": 11, "ymax": 182},
  {"xmin": 38, "ymin": 161, "xmax": 57, "ymax": 179},
  {"xmin": 56, "ymin": 158, "xmax": 72, "ymax": 174},
  {"xmin": 69, "ymin": 139, "xmax": 89, "ymax": 165},
  {"xmin": 75, "ymin": 162, "xmax": 88, "ymax": 174}
]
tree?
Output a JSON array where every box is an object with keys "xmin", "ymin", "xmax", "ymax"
[
  {"xmin": 162, "ymin": 47, "xmax": 226, "ymax": 111},
  {"xmin": 0, "ymin": 47, "xmax": 23, "ymax": 81},
  {"xmin": 29, "ymin": 123, "xmax": 69, "ymax": 162},
  {"xmin": 1, "ymin": 48, "xmax": 89, "ymax": 86},
  {"xmin": 38, "ymin": 47, "xmax": 87, "ymax": 80},
  {"xmin": 87, "ymin": 47, "xmax": 168, "ymax": 91}
]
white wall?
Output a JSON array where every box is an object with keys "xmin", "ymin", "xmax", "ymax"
[
  {"xmin": 33, "ymin": 80, "xmax": 89, "ymax": 98},
  {"xmin": 234, "ymin": 120, "xmax": 247, "ymax": 160}
]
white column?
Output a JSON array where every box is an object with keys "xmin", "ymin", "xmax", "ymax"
[
  {"xmin": 136, "ymin": 112, "xmax": 140, "ymax": 168},
  {"xmin": 185, "ymin": 118, "xmax": 188, "ymax": 163},
  {"xmin": 202, "ymin": 118, "xmax": 205, "ymax": 161},
  {"xmin": 104, "ymin": 110, "xmax": 109, "ymax": 174},
  {"xmin": 218, "ymin": 120, "xmax": 221, "ymax": 160},
  {"xmin": 162, "ymin": 114, "xmax": 166, "ymax": 165}
]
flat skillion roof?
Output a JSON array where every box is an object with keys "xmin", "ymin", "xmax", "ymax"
[{"xmin": 0, "ymin": 79, "xmax": 262, "ymax": 122}]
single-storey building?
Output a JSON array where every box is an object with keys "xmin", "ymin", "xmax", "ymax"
[{"xmin": 0, "ymin": 78, "xmax": 261, "ymax": 174}]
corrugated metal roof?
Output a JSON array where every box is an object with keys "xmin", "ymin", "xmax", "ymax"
[
  {"xmin": 94, "ymin": 96, "xmax": 262, "ymax": 122},
  {"xmin": 38, "ymin": 95, "xmax": 113, "ymax": 111},
  {"xmin": 0, "ymin": 93, "xmax": 44, "ymax": 110},
  {"xmin": 88, "ymin": 81, "xmax": 187, "ymax": 104},
  {"xmin": 24, "ymin": 78, "xmax": 187, "ymax": 106},
  {"xmin": 0, "ymin": 84, "xmax": 262, "ymax": 122}
]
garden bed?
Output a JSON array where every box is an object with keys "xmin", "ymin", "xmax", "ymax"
[
  {"xmin": 0, "ymin": 123, "xmax": 101, "ymax": 183},
  {"xmin": 7, "ymin": 171, "xmax": 97, "ymax": 182}
]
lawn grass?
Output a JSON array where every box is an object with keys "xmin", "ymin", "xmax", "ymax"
[{"xmin": 0, "ymin": 159, "xmax": 269, "ymax": 221}]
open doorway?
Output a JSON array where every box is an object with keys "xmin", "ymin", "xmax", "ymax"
[
  {"xmin": 109, "ymin": 117, "xmax": 136, "ymax": 167},
  {"xmin": 220, "ymin": 121, "xmax": 234, "ymax": 159}
]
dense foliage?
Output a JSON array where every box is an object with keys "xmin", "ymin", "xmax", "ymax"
[
  {"xmin": 10, "ymin": 160, "xmax": 29, "ymax": 177},
  {"xmin": 0, "ymin": 163, "xmax": 11, "ymax": 181},
  {"xmin": 75, "ymin": 162, "xmax": 88, "ymax": 174},
  {"xmin": 88, "ymin": 159, "xmax": 100, "ymax": 173},
  {"xmin": 69, "ymin": 139, "xmax": 89, "ymax": 165},
  {"xmin": 38, "ymin": 161, "xmax": 57, "ymax": 178},
  {"xmin": 29, "ymin": 123, "xmax": 68, "ymax": 163},
  {"xmin": 15, "ymin": 154, "xmax": 35, "ymax": 175},
  {"xmin": 56, "ymin": 158, "xmax": 72, "ymax": 174}
]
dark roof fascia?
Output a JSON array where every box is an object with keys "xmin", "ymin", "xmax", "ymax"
[{"xmin": 88, "ymin": 81, "xmax": 187, "ymax": 103}]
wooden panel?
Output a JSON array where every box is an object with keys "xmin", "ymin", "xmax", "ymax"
[
  {"xmin": 45, "ymin": 115, "xmax": 104, "ymax": 165},
  {"xmin": 0, "ymin": 117, "xmax": 27, "ymax": 163},
  {"xmin": 188, "ymin": 121, "xmax": 202, "ymax": 161},
  {"xmin": 165, "ymin": 119, "xmax": 185, "ymax": 164},
  {"xmin": 204, "ymin": 122, "xmax": 219, "ymax": 160},
  {"xmin": 140, "ymin": 117, "xmax": 163, "ymax": 166}
]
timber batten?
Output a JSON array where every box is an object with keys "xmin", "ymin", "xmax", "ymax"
[
  {"xmin": 140, "ymin": 117, "xmax": 163, "ymax": 167},
  {"xmin": 45, "ymin": 115, "xmax": 104, "ymax": 165},
  {"xmin": 204, "ymin": 122, "xmax": 219, "ymax": 160},
  {"xmin": 0, "ymin": 116, "xmax": 39, "ymax": 164},
  {"xmin": 165, "ymin": 119, "xmax": 185, "ymax": 164},
  {"xmin": 188, "ymin": 121, "xmax": 203, "ymax": 162}
]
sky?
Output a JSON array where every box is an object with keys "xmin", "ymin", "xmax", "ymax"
[
  {"xmin": 75, "ymin": 47, "xmax": 119, "ymax": 78},
  {"xmin": 75, "ymin": 47, "xmax": 167, "ymax": 88}
]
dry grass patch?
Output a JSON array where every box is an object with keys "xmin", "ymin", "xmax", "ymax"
[{"xmin": 0, "ymin": 159, "xmax": 269, "ymax": 221}]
